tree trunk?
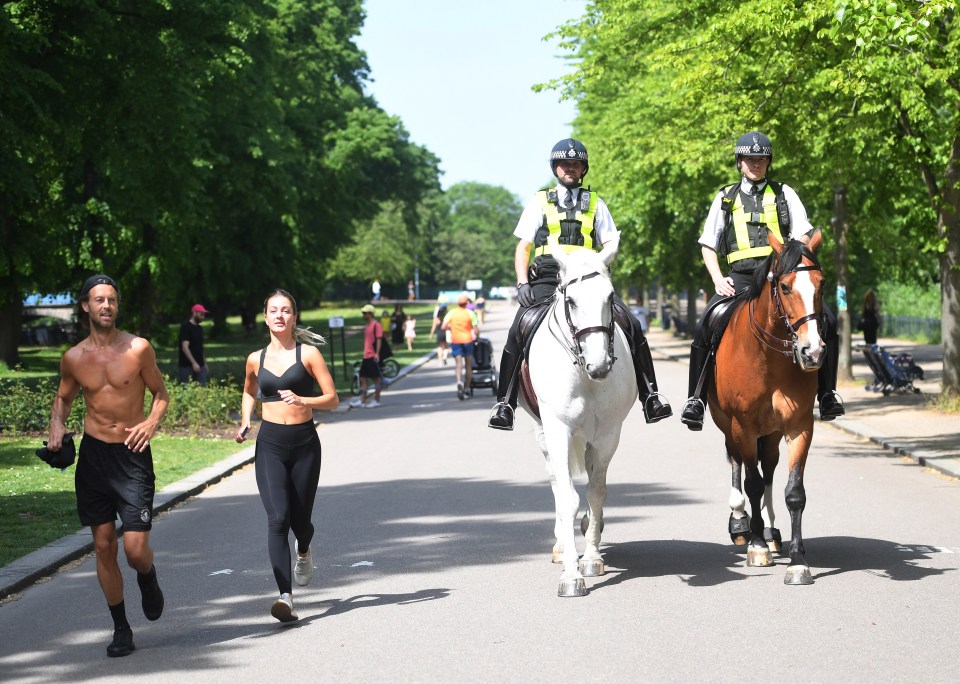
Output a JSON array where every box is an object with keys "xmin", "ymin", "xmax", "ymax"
[
  {"xmin": 832, "ymin": 186, "xmax": 853, "ymax": 383},
  {"xmin": 939, "ymin": 197, "xmax": 960, "ymax": 396},
  {"xmin": 0, "ymin": 294, "xmax": 22, "ymax": 368}
]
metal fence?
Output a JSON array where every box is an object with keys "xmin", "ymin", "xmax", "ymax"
[{"xmin": 876, "ymin": 316, "xmax": 941, "ymax": 343}]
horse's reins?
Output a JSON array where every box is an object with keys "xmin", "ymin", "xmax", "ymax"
[
  {"xmin": 749, "ymin": 262, "xmax": 823, "ymax": 362},
  {"xmin": 549, "ymin": 271, "xmax": 616, "ymax": 366}
]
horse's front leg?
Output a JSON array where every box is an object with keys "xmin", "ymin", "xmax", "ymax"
[
  {"xmin": 538, "ymin": 427, "xmax": 567, "ymax": 564},
  {"xmin": 579, "ymin": 439, "xmax": 616, "ymax": 577},
  {"xmin": 726, "ymin": 440, "xmax": 750, "ymax": 546},
  {"xmin": 541, "ymin": 418, "xmax": 585, "ymax": 597},
  {"xmin": 783, "ymin": 430, "xmax": 813, "ymax": 585}
]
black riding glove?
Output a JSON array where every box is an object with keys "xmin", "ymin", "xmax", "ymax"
[{"xmin": 517, "ymin": 282, "xmax": 535, "ymax": 307}]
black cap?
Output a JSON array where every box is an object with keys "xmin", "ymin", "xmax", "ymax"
[
  {"xmin": 36, "ymin": 433, "xmax": 77, "ymax": 470},
  {"xmin": 79, "ymin": 274, "xmax": 118, "ymax": 300}
]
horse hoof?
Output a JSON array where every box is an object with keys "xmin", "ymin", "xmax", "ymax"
[
  {"xmin": 729, "ymin": 513, "xmax": 751, "ymax": 544},
  {"xmin": 579, "ymin": 559, "xmax": 604, "ymax": 577},
  {"xmin": 763, "ymin": 527, "xmax": 782, "ymax": 554},
  {"xmin": 551, "ymin": 548, "xmax": 563, "ymax": 564},
  {"xmin": 784, "ymin": 564, "xmax": 814, "ymax": 585},
  {"xmin": 746, "ymin": 543, "xmax": 773, "ymax": 567},
  {"xmin": 558, "ymin": 578, "xmax": 587, "ymax": 597}
]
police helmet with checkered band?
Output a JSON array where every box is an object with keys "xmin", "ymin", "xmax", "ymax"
[
  {"xmin": 734, "ymin": 131, "xmax": 773, "ymax": 170},
  {"xmin": 549, "ymin": 138, "xmax": 589, "ymax": 178}
]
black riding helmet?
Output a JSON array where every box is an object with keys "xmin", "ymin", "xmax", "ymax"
[
  {"xmin": 734, "ymin": 131, "xmax": 773, "ymax": 173},
  {"xmin": 549, "ymin": 138, "xmax": 589, "ymax": 186}
]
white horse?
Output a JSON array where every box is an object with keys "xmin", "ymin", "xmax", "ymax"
[{"xmin": 522, "ymin": 244, "xmax": 637, "ymax": 597}]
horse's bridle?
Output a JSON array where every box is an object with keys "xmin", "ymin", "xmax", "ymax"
[
  {"xmin": 550, "ymin": 271, "xmax": 616, "ymax": 366},
  {"xmin": 749, "ymin": 262, "xmax": 824, "ymax": 364}
]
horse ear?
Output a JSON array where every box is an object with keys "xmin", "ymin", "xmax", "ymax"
[
  {"xmin": 806, "ymin": 227, "xmax": 823, "ymax": 253},
  {"xmin": 767, "ymin": 228, "xmax": 784, "ymax": 255}
]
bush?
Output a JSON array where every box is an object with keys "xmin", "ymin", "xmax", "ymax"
[
  {"xmin": 164, "ymin": 378, "xmax": 241, "ymax": 433},
  {"xmin": 0, "ymin": 373, "xmax": 239, "ymax": 436}
]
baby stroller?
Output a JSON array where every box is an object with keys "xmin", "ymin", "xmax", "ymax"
[
  {"xmin": 862, "ymin": 344, "xmax": 922, "ymax": 395},
  {"xmin": 470, "ymin": 337, "xmax": 498, "ymax": 396}
]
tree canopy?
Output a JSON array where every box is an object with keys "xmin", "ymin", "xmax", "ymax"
[{"xmin": 0, "ymin": 0, "xmax": 440, "ymax": 361}]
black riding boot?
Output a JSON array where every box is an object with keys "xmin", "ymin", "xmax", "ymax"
[
  {"xmin": 633, "ymin": 337, "xmax": 673, "ymax": 424},
  {"xmin": 817, "ymin": 338, "xmax": 845, "ymax": 421},
  {"xmin": 488, "ymin": 346, "xmax": 523, "ymax": 430},
  {"xmin": 680, "ymin": 343, "xmax": 713, "ymax": 431}
]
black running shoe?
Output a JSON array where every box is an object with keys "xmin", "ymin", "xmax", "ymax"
[
  {"xmin": 106, "ymin": 627, "xmax": 135, "ymax": 657},
  {"xmin": 138, "ymin": 566, "xmax": 164, "ymax": 621}
]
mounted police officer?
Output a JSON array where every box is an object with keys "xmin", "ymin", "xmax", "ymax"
[
  {"xmin": 488, "ymin": 138, "xmax": 673, "ymax": 430},
  {"xmin": 679, "ymin": 131, "xmax": 845, "ymax": 431}
]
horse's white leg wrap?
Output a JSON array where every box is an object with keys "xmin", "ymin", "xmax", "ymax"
[{"xmin": 729, "ymin": 486, "xmax": 747, "ymax": 518}]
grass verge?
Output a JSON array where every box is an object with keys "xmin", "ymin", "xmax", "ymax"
[{"xmin": 0, "ymin": 434, "xmax": 246, "ymax": 567}]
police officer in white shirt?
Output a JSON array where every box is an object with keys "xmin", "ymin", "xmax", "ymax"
[{"xmin": 488, "ymin": 138, "xmax": 673, "ymax": 430}]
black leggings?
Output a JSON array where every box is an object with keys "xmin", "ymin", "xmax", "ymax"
[{"xmin": 255, "ymin": 420, "xmax": 322, "ymax": 595}]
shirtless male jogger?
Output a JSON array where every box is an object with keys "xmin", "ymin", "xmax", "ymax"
[{"xmin": 46, "ymin": 274, "xmax": 169, "ymax": 657}]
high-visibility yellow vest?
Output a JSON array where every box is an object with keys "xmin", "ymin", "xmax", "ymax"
[
  {"xmin": 532, "ymin": 189, "xmax": 599, "ymax": 257},
  {"xmin": 724, "ymin": 183, "xmax": 784, "ymax": 268}
]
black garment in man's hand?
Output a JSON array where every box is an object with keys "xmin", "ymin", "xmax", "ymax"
[{"xmin": 517, "ymin": 283, "xmax": 535, "ymax": 307}]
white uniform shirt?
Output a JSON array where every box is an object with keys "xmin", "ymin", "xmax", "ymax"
[
  {"xmin": 513, "ymin": 183, "xmax": 621, "ymax": 248},
  {"xmin": 698, "ymin": 178, "xmax": 815, "ymax": 250}
]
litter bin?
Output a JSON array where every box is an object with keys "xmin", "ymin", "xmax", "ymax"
[{"xmin": 661, "ymin": 304, "xmax": 673, "ymax": 330}]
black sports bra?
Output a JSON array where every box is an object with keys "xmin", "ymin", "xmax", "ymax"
[{"xmin": 258, "ymin": 344, "xmax": 317, "ymax": 402}]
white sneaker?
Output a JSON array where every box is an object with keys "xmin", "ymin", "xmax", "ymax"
[
  {"xmin": 270, "ymin": 593, "xmax": 299, "ymax": 623},
  {"xmin": 349, "ymin": 398, "xmax": 363, "ymax": 408},
  {"xmin": 293, "ymin": 546, "xmax": 313, "ymax": 586},
  {"xmin": 365, "ymin": 400, "xmax": 380, "ymax": 408}
]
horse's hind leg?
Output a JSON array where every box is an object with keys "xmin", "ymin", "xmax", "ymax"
[
  {"xmin": 579, "ymin": 441, "xmax": 615, "ymax": 577},
  {"xmin": 744, "ymin": 461, "xmax": 774, "ymax": 567},
  {"xmin": 759, "ymin": 435, "xmax": 783, "ymax": 553}
]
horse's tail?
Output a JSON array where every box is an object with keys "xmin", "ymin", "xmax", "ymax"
[{"xmin": 570, "ymin": 436, "xmax": 587, "ymax": 477}]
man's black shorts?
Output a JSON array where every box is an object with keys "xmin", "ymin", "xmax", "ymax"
[
  {"xmin": 75, "ymin": 434, "xmax": 156, "ymax": 531},
  {"xmin": 359, "ymin": 357, "xmax": 381, "ymax": 380}
]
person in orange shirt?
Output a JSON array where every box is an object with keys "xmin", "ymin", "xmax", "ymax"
[{"xmin": 441, "ymin": 294, "xmax": 479, "ymax": 399}]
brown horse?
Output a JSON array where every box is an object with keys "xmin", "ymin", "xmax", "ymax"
[{"xmin": 709, "ymin": 228, "xmax": 825, "ymax": 585}]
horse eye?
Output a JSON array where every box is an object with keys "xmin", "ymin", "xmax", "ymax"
[
  {"xmin": 566, "ymin": 297, "xmax": 576, "ymax": 308},
  {"xmin": 780, "ymin": 283, "xmax": 791, "ymax": 295}
]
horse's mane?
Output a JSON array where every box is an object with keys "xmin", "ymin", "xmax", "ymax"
[
  {"xmin": 709, "ymin": 239, "xmax": 820, "ymax": 346},
  {"xmin": 743, "ymin": 239, "xmax": 820, "ymax": 301}
]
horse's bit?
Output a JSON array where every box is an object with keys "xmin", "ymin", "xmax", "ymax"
[
  {"xmin": 750, "ymin": 262, "xmax": 824, "ymax": 364},
  {"xmin": 549, "ymin": 271, "xmax": 616, "ymax": 366}
]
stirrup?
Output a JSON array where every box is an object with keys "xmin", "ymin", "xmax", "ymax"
[
  {"xmin": 818, "ymin": 390, "xmax": 845, "ymax": 421},
  {"xmin": 642, "ymin": 391, "xmax": 672, "ymax": 423},
  {"xmin": 488, "ymin": 402, "xmax": 515, "ymax": 431},
  {"xmin": 680, "ymin": 397, "xmax": 706, "ymax": 431}
]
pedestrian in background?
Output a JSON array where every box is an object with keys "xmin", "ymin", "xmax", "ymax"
[
  {"xmin": 237, "ymin": 289, "xmax": 338, "ymax": 623},
  {"xmin": 178, "ymin": 303, "xmax": 209, "ymax": 385},
  {"xmin": 442, "ymin": 294, "xmax": 479, "ymax": 398},
  {"xmin": 371, "ymin": 278, "xmax": 381, "ymax": 301},
  {"xmin": 404, "ymin": 314, "xmax": 417, "ymax": 351},
  {"xmin": 859, "ymin": 289, "xmax": 881, "ymax": 345},
  {"xmin": 390, "ymin": 304, "xmax": 406, "ymax": 346},
  {"xmin": 350, "ymin": 304, "xmax": 384, "ymax": 408},
  {"xmin": 429, "ymin": 301, "xmax": 449, "ymax": 365},
  {"xmin": 46, "ymin": 274, "xmax": 169, "ymax": 657},
  {"xmin": 408, "ymin": 279, "xmax": 415, "ymax": 300}
]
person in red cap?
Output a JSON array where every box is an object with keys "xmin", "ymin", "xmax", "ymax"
[{"xmin": 178, "ymin": 303, "xmax": 210, "ymax": 384}]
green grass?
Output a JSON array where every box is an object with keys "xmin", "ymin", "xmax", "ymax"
[{"xmin": 0, "ymin": 434, "xmax": 246, "ymax": 567}]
